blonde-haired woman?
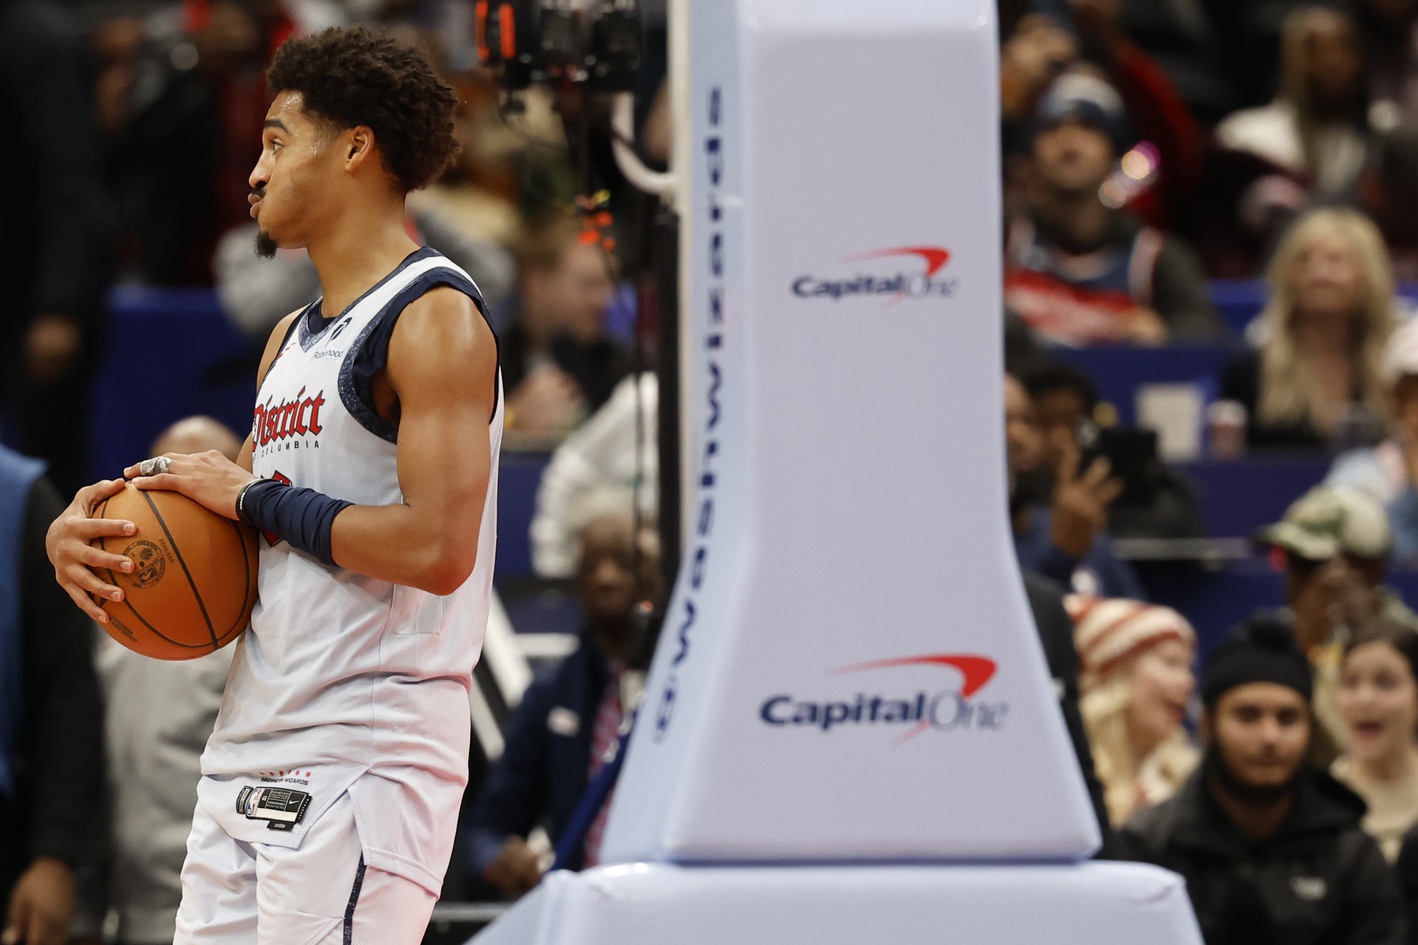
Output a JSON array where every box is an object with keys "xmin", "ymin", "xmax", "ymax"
[
  {"xmin": 1067, "ymin": 596, "xmax": 1200, "ymax": 827},
  {"xmin": 1218, "ymin": 207, "xmax": 1397, "ymax": 451}
]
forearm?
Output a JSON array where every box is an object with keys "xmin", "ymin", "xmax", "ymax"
[{"xmin": 329, "ymin": 500, "xmax": 481, "ymax": 595}]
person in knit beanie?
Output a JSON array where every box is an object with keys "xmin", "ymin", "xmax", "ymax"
[
  {"xmin": 1067, "ymin": 596, "xmax": 1199, "ymax": 827},
  {"xmin": 1116, "ymin": 615, "xmax": 1406, "ymax": 945}
]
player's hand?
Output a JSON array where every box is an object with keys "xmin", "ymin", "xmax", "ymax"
[
  {"xmin": 483, "ymin": 837, "xmax": 544, "ymax": 899},
  {"xmin": 125, "ymin": 450, "xmax": 255, "ymax": 521},
  {"xmin": 3, "ymin": 857, "xmax": 74, "ymax": 945},
  {"xmin": 1050, "ymin": 438, "xmax": 1124, "ymax": 559},
  {"xmin": 46, "ymin": 478, "xmax": 134, "ymax": 624}
]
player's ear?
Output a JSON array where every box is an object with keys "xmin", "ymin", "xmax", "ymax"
[{"xmin": 344, "ymin": 126, "xmax": 376, "ymax": 169}]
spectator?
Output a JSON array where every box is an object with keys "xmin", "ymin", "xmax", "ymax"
[
  {"xmin": 460, "ymin": 507, "xmax": 659, "ymax": 899},
  {"xmin": 71, "ymin": 418, "xmax": 240, "ymax": 945},
  {"xmin": 1215, "ymin": 7, "xmax": 1371, "ymax": 233},
  {"xmin": 501, "ymin": 213, "xmax": 631, "ymax": 441},
  {"xmin": 405, "ymin": 71, "xmax": 563, "ymax": 252},
  {"xmin": 1067, "ymin": 595, "xmax": 1199, "ymax": 828},
  {"xmin": 1022, "ymin": 572, "xmax": 1113, "ymax": 847},
  {"xmin": 531, "ymin": 373, "xmax": 658, "ymax": 579},
  {"xmin": 1116, "ymin": 616, "xmax": 1406, "ymax": 945},
  {"xmin": 1331, "ymin": 616, "xmax": 1418, "ymax": 862},
  {"xmin": 1070, "ymin": 0, "xmax": 1209, "ymax": 234},
  {"xmin": 1256, "ymin": 484, "xmax": 1418, "ymax": 766},
  {"xmin": 1, "ymin": 0, "xmax": 114, "ymax": 496},
  {"xmin": 1219, "ymin": 207, "xmax": 1397, "ymax": 451},
  {"xmin": 92, "ymin": 0, "xmax": 295, "ymax": 285},
  {"xmin": 1006, "ymin": 373, "xmax": 1144, "ymax": 598},
  {"xmin": 0, "ymin": 445, "xmax": 103, "ymax": 945},
  {"xmin": 1004, "ymin": 71, "xmax": 1222, "ymax": 346},
  {"xmin": 1020, "ymin": 360, "xmax": 1205, "ymax": 539},
  {"xmin": 1328, "ymin": 317, "xmax": 1418, "ymax": 562},
  {"xmin": 999, "ymin": 13, "xmax": 1078, "ymax": 126}
]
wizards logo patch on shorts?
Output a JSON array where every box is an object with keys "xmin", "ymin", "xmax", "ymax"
[{"xmin": 236, "ymin": 786, "xmax": 312, "ymax": 831}]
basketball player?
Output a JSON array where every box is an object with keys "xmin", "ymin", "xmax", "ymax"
[{"xmin": 45, "ymin": 27, "xmax": 500, "ymax": 944}]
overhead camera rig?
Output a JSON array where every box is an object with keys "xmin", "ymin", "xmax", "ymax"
[
  {"xmin": 474, "ymin": 0, "xmax": 675, "ymax": 201},
  {"xmin": 475, "ymin": 0, "xmax": 642, "ymax": 94}
]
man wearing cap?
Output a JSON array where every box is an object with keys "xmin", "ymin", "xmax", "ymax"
[
  {"xmin": 1257, "ymin": 484, "xmax": 1418, "ymax": 765},
  {"xmin": 1004, "ymin": 71, "xmax": 1222, "ymax": 346},
  {"xmin": 1115, "ymin": 617, "xmax": 1405, "ymax": 945},
  {"xmin": 1328, "ymin": 318, "xmax": 1418, "ymax": 564}
]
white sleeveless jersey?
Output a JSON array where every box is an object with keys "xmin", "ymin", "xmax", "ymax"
[{"xmin": 196, "ymin": 248, "xmax": 502, "ymax": 895}]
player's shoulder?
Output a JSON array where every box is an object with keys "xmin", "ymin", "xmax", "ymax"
[{"xmin": 391, "ymin": 284, "xmax": 494, "ymax": 352}]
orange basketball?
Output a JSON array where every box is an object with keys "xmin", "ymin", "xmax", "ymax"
[{"xmin": 90, "ymin": 482, "xmax": 258, "ymax": 660}]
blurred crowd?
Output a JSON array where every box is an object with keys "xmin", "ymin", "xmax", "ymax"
[{"xmin": 15, "ymin": 0, "xmax": 1418, "ymax": 943}]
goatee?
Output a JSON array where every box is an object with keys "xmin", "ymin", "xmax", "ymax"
[
  {"xmin": 255, "ymin": 229, "xmax": 278, "ymax": 259},
  {"xmin": 1204, "ymin": 744, "xmax": 1299, "ymax": 807}
]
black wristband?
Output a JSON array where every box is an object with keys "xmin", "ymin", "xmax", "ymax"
[{"xmin": 237, "ymin": 478, "xmax": 352, "ymax": 566}]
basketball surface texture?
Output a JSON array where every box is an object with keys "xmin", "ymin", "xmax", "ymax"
[{"xmin": 91, "ymin": 482, "xmax": 258, "ymax": 660}]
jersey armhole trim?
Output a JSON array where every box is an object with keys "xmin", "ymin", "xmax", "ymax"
[{"xmin": 340, "ymin": 270, "xmax": 500, "ymax": 444}]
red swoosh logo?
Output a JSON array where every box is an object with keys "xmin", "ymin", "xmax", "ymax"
[
  {"xmin": 829, "ymin": 653, "xmax": 996, "ymax": 698},
  {"xmin": 840, "ymin": 246, "xmax": 951, "ymax": 278}
]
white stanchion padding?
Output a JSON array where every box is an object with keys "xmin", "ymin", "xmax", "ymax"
[
  {"xmin": 599, "ymin": 0, "xmax": 1100, "ymax": 865},
  {"xmin": 468, "ymin": 862, "xmax": 1204, "ymax": 945}
]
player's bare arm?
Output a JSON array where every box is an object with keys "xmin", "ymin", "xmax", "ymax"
[
  {"xmin": 126, "ymin": 290, "xmax": 494, "ymax": 594},
  {"xmin": 327, "ymin": 286, "xmax": 496, "ymax": 593}
]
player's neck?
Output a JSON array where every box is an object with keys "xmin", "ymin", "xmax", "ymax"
[{"xmin": 307, "ymin": 202, "xmax": 422, "ymax": 319}]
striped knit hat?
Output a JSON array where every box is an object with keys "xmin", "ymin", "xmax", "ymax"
[{"xmin": 1066, "ymin": 595, "xmax": 1197, "ymax": 691}]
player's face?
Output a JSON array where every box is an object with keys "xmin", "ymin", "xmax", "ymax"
[
  {"xmin": 1207, "ymin": 683, "xmax": 1311, "ymax": 793},
  {"xmin": 248, "ymin": 92, "xmax": 340, "ymax": 254}
]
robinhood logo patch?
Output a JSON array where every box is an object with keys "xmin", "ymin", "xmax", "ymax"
[{"xmin": 791, "ymin": 246, "xmax": 957, "ymax": 307}]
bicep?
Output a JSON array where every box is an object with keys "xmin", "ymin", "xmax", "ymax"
[{"xmin": 387, "ymin": 290, "xmax": 498, "ymax": 529}]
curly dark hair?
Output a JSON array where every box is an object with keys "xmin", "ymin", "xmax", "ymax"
[{"xmin": 266, "ymin": 27, "xmax": 459, "ymax": 193}]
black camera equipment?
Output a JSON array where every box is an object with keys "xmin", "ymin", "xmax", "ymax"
[{"xmin": 476, "ymin": 0, "xmax": 642, "ymax": 99}]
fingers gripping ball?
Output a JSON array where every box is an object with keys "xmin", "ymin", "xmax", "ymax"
[{"xmin": 90, "ymin": 482, "xmax": 257, "ymax": 660}]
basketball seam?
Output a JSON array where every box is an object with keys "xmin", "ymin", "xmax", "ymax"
[
  {"xmin": 139, "ymin": 490, "xmax": 221, "ymax": 652},
  {"xmin": 97, "ymin": 496, "xmax": 208, "ymax": 651}
]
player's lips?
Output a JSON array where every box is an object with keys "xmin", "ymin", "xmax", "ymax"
[{"xmin": 248, "ymin": 193, "xmax": 262, "ymax": 218}]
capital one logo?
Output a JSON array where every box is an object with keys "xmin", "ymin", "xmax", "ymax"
[
  {"xmin": 791, "ymin": 246, "xmax": 957, "ymax": 307},
  {"xmin": 759, "ymin": 653, "xmax": 1008, "ymax": 745}
]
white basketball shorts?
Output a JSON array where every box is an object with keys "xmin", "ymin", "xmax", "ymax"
[{"xmin": 173, "ymin": 791, "xmax": 437, "ymax": 945}]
